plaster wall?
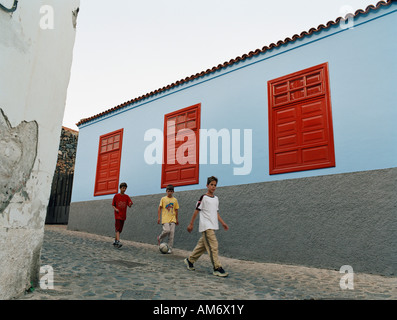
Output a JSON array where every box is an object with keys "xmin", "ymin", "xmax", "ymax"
[{"xmin": 0, "ymin": 0, "xmax": 79, "ymax": 299}]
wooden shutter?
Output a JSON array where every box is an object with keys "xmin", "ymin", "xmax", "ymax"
[
  {"xmin": 94, "ymin": 129, "xmax": 123, "ymax": 196},
  {"xmin": 268, "ymin": 63, "xmax": 335, "ymax": 174},
  {"xmin": 162, "ymin": 104, "xmax": 200, "ymax": 188}
]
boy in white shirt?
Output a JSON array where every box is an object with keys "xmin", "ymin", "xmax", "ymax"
[{"xmin": 184, "ymin": 176, "xmax": 229, "ymax": 277}]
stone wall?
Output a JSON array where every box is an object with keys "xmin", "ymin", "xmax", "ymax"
[
  {"xmin": 56, "ymin": 126, "xmax": 79, "ymax": 173},
  {"xmin": 45, "ymin": 127, "xmax": 79, "ymax": 224}
]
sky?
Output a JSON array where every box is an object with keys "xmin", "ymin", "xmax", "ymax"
[{"xmin": 63, "ymin": 0, "xmax": 381, "ymax": 131}]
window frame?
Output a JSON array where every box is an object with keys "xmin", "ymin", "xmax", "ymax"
[
  {"xmin": 161, "ymin": 103, "xmax": 201, "ymax": 188},
  {"xmin": 268, "ymin": 63, "xmax": 335, "ymax": 175},
  {"xmin": 94, "ymin": 128, "xmax": 124, "ymax": 196}
]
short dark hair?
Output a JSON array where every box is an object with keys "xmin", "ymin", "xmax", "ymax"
[
  {"xmin": 119, "ymin": 182, "xmax": 127, "ymax": 188},
  {"xmin": 166, "ymin": 184, "xmax": 174, "ymax": 191},
  {"xmin": 207, "ymin": 176, "xmax": 218, "ymax": 185}
]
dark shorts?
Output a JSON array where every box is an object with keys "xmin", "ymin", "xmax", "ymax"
[{"xmin": 115, "ymin": 219, "xmax": 125, "ymax": 233}]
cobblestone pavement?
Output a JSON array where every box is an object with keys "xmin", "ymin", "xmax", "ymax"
[{"xmin": 17, "ymin": 225, "xmax": 396, "ymax": 300}]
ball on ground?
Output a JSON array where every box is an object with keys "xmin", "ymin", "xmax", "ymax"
[{"xmin": 159, "ymin": 242, "xmax": 169, "ymax": 254}]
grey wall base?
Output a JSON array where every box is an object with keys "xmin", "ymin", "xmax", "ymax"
[{"xmin": 68, "ymin": 168, "xmax": 397, "ymax": 276}]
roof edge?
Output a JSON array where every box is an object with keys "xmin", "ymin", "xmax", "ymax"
[{"xmin": 77, "ymin": 0, "xmax": 393, "ymax": 127}]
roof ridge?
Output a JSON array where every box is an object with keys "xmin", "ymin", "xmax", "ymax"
[
  {"xmin": 62, "ymin": 125, "xmax": 79, "ymax": 133},
  {"xmin": 77, "ymin": 0, "xmax": 392, "ymax": 127}
]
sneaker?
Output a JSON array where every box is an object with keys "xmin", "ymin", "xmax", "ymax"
[
  {"xmin": 113, "ymin": 240, "xmax": 122, "ymax": 249},
  {"xmin": 213, "ymin": 267, "xmax": 228, "ymax": 277},
  {"xmin": 184, "ymin": 258, "xmax": 195, "ymax": 271}
]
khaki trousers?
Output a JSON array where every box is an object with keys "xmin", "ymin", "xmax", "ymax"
[
  {"xmin": 189, "ymin": 229, "xmax": 222, "ymax": 269},
  {"xmin": 159, "ymin": 223, "xmax": 176, "ymax": 248}
]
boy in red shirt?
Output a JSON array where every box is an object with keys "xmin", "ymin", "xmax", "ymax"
[{"xmin": 112, "ymin": 182, "xmax": 133, "ymax": 248}]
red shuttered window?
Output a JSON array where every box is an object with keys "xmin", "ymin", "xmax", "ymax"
[
  {"xmin": 268, "ymin": 63, "xmax": 335, "ymax": 174},
  {"xmin": 94, "ymin": 129, "xmax": 123, "ymax": 196},
  {"xmin": 162, "ymin": 104, "xmax": 201, "ymax": 188}
]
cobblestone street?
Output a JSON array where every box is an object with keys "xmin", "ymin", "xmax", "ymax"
[{"xmin": 17, "ymin": 225, "xmax": 396, "ymax": 301}]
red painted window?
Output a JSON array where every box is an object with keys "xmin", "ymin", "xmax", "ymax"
[
  {"xmin": 162, "ymin": 104, "xmax": 201, "ymax": 188},
  {"xmin": 94, "ymin": 129, "xmax": 124, "ymax": 196},
  {"xmin": 268, "ymin": 63, "xmax": 335, "ymax": 174}
]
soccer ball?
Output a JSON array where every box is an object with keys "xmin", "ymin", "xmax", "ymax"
[{"xmin": 159, "ymin": 242, "xmax": 169, "ymax": 254}]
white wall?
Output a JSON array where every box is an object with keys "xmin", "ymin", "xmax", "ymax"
[{"xmin": 0, "ymin": 0, "xmax": 80, "ymax": 299}]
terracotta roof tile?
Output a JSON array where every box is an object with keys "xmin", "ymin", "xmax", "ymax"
[
  {"xmin": 62, "ymin": 125, "xmax": 79, "ymax": 134},
  {"xmin": 77, "ymin": 0, "xmax": 392, "ymax": 127}
]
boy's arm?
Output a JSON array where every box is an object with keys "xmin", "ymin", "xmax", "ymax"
[
  {"xmin": 112, "ymin": 196, "xmax": 119, "ymax": 212},
  {"xmin": 218, "ymin": 212, "xmax": 229, "ymax": 231},
  {"xmin": 175, "ymin": 199, "xmax": 179, "ymax": 225},
  {"xmin": 175, "ymin": 209, "xmax": 179, "ymax": 225},
  {"xmin": 187, "ymin": 209, "xmax": 199, "ymax": 233}
]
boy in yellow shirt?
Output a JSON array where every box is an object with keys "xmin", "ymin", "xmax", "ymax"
[{"xmin": 157, "ymin": 185, "xmax": 179, "ymax": 253}]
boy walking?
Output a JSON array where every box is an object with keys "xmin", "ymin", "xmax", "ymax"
[
  {"xmin": 112, "ymin": 182, "xmax": 133, "ymax": 248},
  {"xmin": 157, "ymin": 184, "xmax": 179, "ymax": 253},
  {"xmin": 184, "ymin": 176, "xmax": 229, "ymax": 277}
]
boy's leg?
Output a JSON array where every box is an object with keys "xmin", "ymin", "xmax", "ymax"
[
  {"xmin": 114, "ymin": 220, "xmax": 124, "ymax": 247},
  {"xmin": 202, "ymin": 229, "xmax": 222, "ymax": 270},
  {"xmin": 188, "ymin": 233, "xmax": 206, "ymax": 263},
  {"xmin": 115, "ymin": 219, "xmax": 121, "ymax": 241},
  {"xmin": 115, "ymin": 220, "xmax": 125, "ymax": 235},
  {"xmin": 159, "ymin": 223, "xmax": 171, "ymax": 243},
  {"xmin": 168, "ymin": 223, "xmax": 176, "ymax": 249}
]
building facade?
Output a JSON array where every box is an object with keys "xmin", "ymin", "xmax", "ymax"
[{"xmin": 69, "ymin": 1, "xmax": 396, "ymax": 275}]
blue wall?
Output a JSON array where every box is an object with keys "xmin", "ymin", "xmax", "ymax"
[{"xmin": 72, "ymin": 4, "xmax": 397, "ymax": 202}]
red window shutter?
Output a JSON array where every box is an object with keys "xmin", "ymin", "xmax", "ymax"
[
  {"xmin": 268, "ymin": 63, "xmax": 335, "ymax": 174},
  {"xmin": 94, "ymin": 129, "xmax": 124, "ymax": 196},
  {"xmin": 162, "ymin": 104, "xmax": 201, "ymax": 188}
]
